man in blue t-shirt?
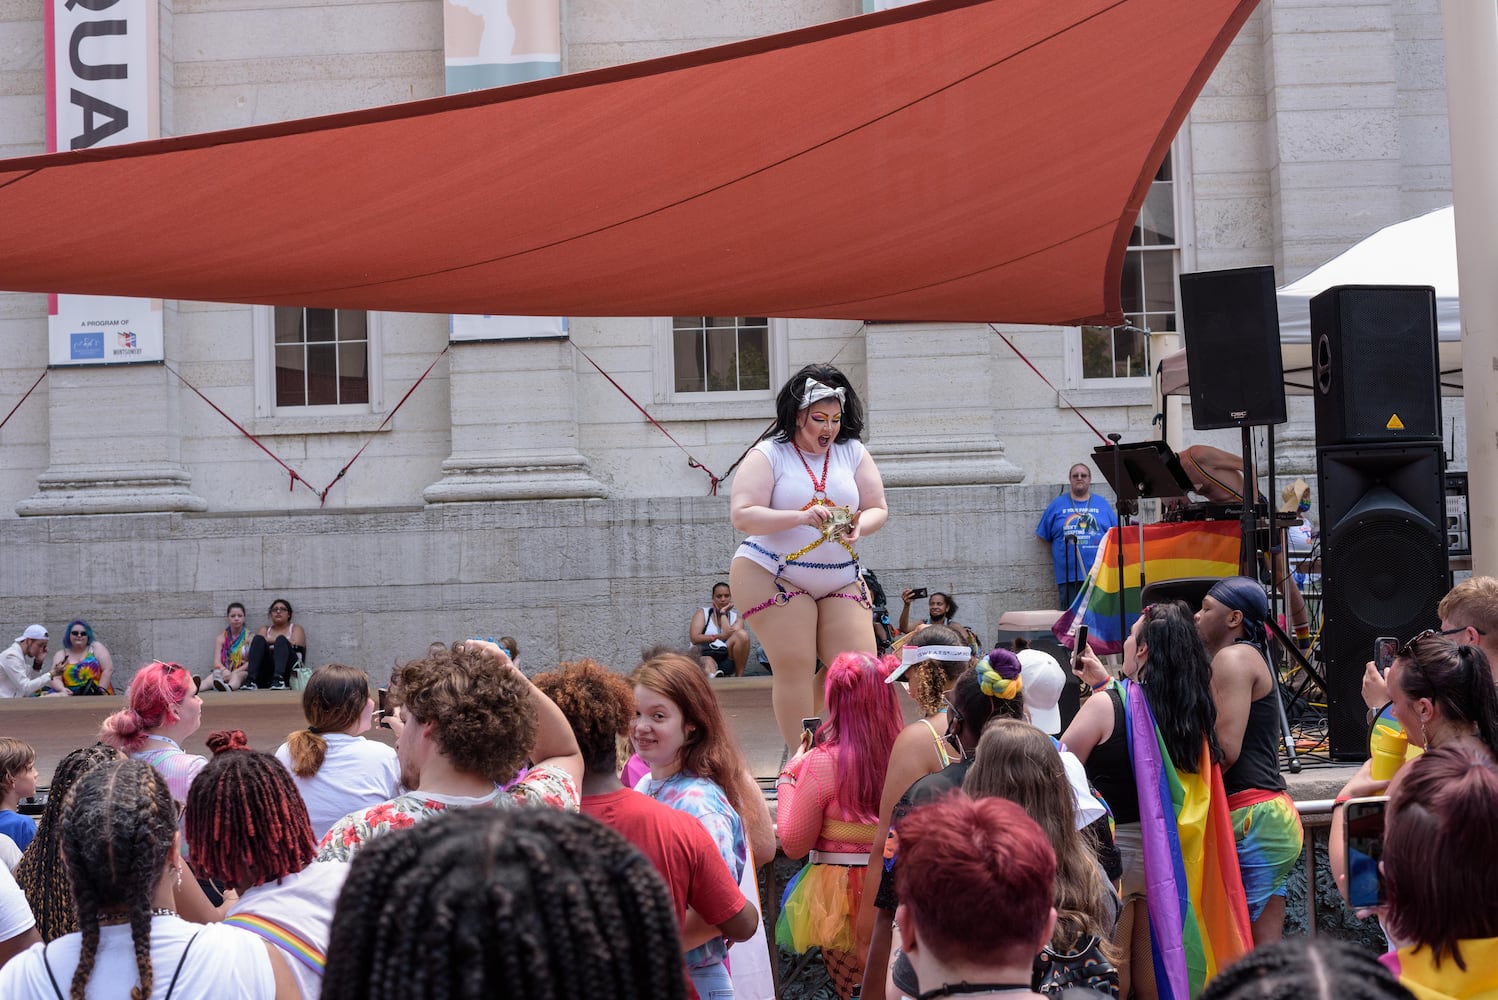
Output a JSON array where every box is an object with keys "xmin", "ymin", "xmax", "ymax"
[{"xmin": 1034, "ymin": 463, "xmax": 1116, "ymax": 608}]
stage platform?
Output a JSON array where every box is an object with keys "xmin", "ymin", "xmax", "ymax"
[{"xmin": 0, "ymin": 678, "xmax": 1357, "ymax": 803}]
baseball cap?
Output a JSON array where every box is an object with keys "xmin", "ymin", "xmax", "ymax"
[
  {"xmin": 1018, "ymin": 648, "xmax": 1067, "ymax": 735},
  {"xmin": 15, "ymin": 625, "xmax": 47, "ymax": 643}
]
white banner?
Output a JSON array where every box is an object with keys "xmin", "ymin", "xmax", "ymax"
[
  {"xmin": 445, "ymin": 0, "xmax": 565, "ymax": 341},
  {"xmin": 46, "ymin": 0, "xmax": 163, "ymax": 364}
]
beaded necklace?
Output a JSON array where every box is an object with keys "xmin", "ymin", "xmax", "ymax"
[
  {"xmin": 796, "ymin": 446, "xmax": 831, "ymax": 499},
  {"xmin": 98, "ymin": 908, "xmax": 177, "ymax": 926}
]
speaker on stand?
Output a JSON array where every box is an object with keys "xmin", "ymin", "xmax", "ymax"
[{"xmin": 1311, "ymin": 285, "xmax": 1449, "ymax": 760}]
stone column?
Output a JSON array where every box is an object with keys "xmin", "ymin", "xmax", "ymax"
[
  {"xmin": 863, "ymin": 323, "xmax": 1025, "ymax": 487},
  {"xmin": 1263, "ymin": 2, "xmax": 1401, "ymax": 280},
  {"xmin": 17, "ymin": 362, "xmax": 206, "ymax": 515},
  {"xmin": 423, "ymin": 339, "xmax": 606, "ymax": 502}
]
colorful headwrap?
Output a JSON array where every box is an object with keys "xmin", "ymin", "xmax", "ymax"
[
  {"xmin": 799, "ymin": 378, "xmax": 846, "ymax": 410},
  {"xmin": 1206, "ymin": 576, "xmax": 1268, "ymax": 647},
  {"xmin": 977, "ymin": 649, "xmax": 1024, "ymax": 701}
]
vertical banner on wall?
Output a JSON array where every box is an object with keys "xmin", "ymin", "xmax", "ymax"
[
  {"xmin": 45, "ymin": 0, "xmax": 163, "ymax": 365},
  {"xmin": 445, "ymin": 0, "xmax": 566, "ymax": 341}
]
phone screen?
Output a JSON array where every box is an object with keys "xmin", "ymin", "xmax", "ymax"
[
  {"xmin": 1374, "ymin": 637, "xmax": 1398, "ymax": 674},
  {"xmin": 910, "ymin": 588, "xmax": 928, "ymax": 599},
  {"xmin": 801, "ymin": 717, "xmax": 820, "ymax": 747},
  {"xmin": 1073, "ymin": 624, "xmax": 1089, "ymax": 671},
  {"xmin": 1345, "ymin": 797, "xmax": 1388, "ymax": 909}
]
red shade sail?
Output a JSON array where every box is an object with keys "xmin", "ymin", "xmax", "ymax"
[{"xmin": 0, "ymin": 0, "xmax": 1256, "ymax": 323}]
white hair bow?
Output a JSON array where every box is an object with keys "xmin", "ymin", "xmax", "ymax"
[{"xmin": 800, "ymin": 378, "xmax": 846, "ymax": 409}]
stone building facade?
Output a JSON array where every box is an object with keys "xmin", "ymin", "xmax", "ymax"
[{"xmin": 0, "ymin": 0, "xmax": 1461, "ymax": 680}]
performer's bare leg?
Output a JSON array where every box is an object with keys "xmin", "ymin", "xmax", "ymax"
[
  {"xmin": 816, "ymin": 588, "xmax": 878, "ymax": 672},
  {"xmin": 731, "ymin": 559, "xmax": 821, "ymax": 749}
]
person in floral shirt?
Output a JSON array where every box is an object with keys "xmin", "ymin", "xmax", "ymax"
[{"xmin": 316, "ymin": 639, "xmax": 582, "ymax": 861}]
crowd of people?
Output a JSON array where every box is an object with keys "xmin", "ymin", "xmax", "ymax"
[{"xmin": 0, "ymin": 365, "xmax": 1493, "ymax": 999}]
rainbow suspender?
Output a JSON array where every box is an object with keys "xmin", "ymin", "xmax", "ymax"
[{"xmin": 223, "ymin": 913, "xmax": 326, "ymax": 973}]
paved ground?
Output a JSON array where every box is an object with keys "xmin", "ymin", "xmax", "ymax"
[{"xmin": 0, "ymin": 676, "xmax": 1358, "ymax": 801}]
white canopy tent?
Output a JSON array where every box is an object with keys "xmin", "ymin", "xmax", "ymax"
[{"xmin": 1160, "ymin": 205, "xmax": 1463, "ymax": 397}]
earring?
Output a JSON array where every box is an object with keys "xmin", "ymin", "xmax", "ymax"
[
  {"xmin": 1419, "ymin": 715, "xmax": 1431, "ymax": 751},
  {"xmin": 175, "ymin": 865, "xmax": 183, "ymax": 889}
]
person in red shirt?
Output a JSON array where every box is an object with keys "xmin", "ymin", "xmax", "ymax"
[{"xmin": 536, "ymin": 659, "xmax": 759, "ymax": 997}]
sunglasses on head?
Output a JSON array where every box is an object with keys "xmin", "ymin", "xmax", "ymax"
[
  {"xmin": 156, "ymin": 661, "xmax": 201, "ymax": 695},
  {"xmin": 1399, "ymin": 625, "xmax": 1485, "ymax": 658}
]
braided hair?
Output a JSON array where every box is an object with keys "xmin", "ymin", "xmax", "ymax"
[
  {"xmin": 183, "ymin": 748, "xmax": 316, "ymax": 892},
  {"xmin": 322, "ymin": 807, "xmax": 689, "ymax": 1000},
  {"xmin": 1199, "ymin": 935, "xmax": 1413, "ymax": 1000},
  {"xmin": 13, "ymin": 744, "xmax": 121, "ymax": 941},
  {"xmin": 62, "ymin": 759, "xmax": 179, "ymax": 1000}
]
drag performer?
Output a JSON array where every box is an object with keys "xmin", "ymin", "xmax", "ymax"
[{"xmin": 730, "ymin": 365, "xmax": 888, "ymax": 749}]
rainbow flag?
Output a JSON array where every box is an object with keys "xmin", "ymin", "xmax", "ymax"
[
  {"xmin": 1123, "ymin": 679, "xmax": 1252, "ymax": 998},
  {"xmin": 1052, "ymin": 522, "xmax": 1240, "ymax": 654}
]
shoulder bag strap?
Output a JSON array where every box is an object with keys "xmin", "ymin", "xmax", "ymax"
[
  {"xmin": 164, "ymin": 930, "xmax": 202, "ymax": 1000},
  {"xmin": 41, "ymin": 941, "xmax": 66, "ymax": 1000}
]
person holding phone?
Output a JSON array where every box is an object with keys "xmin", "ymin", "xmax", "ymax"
[
  {"xmin": 776, "ymin": 651, "xmax": 903, "ymax": 1000},
  {"xmin": 1330, "ymin": 631, "xmax": 1498, "ymax": 900},
  {"xmin": 1378, "ymin": 743, "xmax": 1498, "ymax": 996},
  {"xmin": 275, "ymin": 663, "xmax": 401, "ymax": 840}
]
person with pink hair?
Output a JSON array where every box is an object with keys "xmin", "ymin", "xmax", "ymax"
[
  {"xmin": 776, "ymin": 650, "xmax": 904, "ymax": 999},
  {"xmin": 99, "ymin": 661, "xmax": 207, "ymax": 811}
]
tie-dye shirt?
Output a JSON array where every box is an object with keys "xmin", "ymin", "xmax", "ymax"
[{"xmin": 635, "ymin": 769, "xmax": 746, "ymax": 970}]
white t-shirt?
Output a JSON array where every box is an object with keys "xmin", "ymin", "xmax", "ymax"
[
  {"xmin": 742, "ymin": 437, "xmax": 867, "ymax": 557},
  {"xmin": 0, "ymin": 915, "xmax": 274, "ymax": 999},
  {"xmin": 275, "ymin": 734, "xmax": 402, "ymax": 841},
  {"xmin": 0, "ymin": 833, "xmax": 23, "ymax": 872},
  {"xmin": 0, "ymin": 862, "xmax": 35, "ymax": 943},
  {"xmin": 229, "ymin": 862, "xmax": 349, "ymax": 1000}
]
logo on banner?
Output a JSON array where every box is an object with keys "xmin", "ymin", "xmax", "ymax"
[
  {"xmin": 118, "ymin": 332, "xmax": 137, "ymax": 349},
  {"xmin": 70, "ymin": 333, "xmax": 105, "ymax": 360}
]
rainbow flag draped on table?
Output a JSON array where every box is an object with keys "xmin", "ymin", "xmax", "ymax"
[
  {"xmin": 1121, "ymin": 678, "xmax": 1252, "ymax": 998},
  {"xmin": 1052, "ymin": 522, "xmax": 1240, "ymax": 654}
]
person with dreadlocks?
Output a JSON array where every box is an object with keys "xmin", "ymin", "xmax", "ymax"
[
  {"xmin": 1199, "ymin": 937, "xmax": 1415, "ymax": 1000},
  {"xmin": 186, "ymin": 747, "xmax": 348, "ymax": 1000},
  {"xmin": 13, "ymin": 744, "xmax": 122, "ymax": 942},
  {"xmin": 1194, "ymin": 576, "xmax": 1303, "ymax": 945},
  {"xmin": 315, "ymin": 640, "xmax": 582, "ymax": 861},
  {"xmin": 321, "ymin": 805, "xmax": 689, "ymax": 1000},
  {"xmin": 0, "ymin": 759, "xmax": 296, "ymax": 998},
  {"xmin": 535, "ymin": 659, "xmax": 757, "ymax": 999}
]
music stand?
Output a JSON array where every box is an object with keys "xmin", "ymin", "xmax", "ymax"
[{"xmin": 1091, "ymin": 440, "xmax": 1195, "ymax": 647}]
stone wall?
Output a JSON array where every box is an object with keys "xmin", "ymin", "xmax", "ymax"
[{"xmin": 0, "ymin": 483, "xmax": 1069, "ymax": 687}]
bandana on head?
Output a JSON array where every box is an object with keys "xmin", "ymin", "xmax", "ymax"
[
  {"xmin": 800, "ymin": 378, "xmax": 846, "ymax": 410},
  {"xmin": 1207, "ymin": 576, "xmax": 1269, "ymax": 646}
]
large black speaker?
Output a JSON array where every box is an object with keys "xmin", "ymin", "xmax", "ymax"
[
  {"xmin": 1180, "ymin": 266, "xmax": 1287, "ymax": 430},
  {"xmin": 1312, "ymin": 285, "xmax": 1440, "ymax": 447},
  {"xmin": 1318, "ymin": 443, "xmax": 1449, "ymax": 759}
]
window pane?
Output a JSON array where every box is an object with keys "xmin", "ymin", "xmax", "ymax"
[
  {"xmin": 738, "ymin": 326, "xmax": 770, "ymax": 390},
  {"xmin": 1112, "ymin": 326, "xmax": 1147, "ymax": 378},
  {"xmin": 1141, "ymin": 249, "xmax": 1176, "ymax": 313},
  {"xmin": 1137, "ymin": 180, "xmax": 1175, "ymax": 246},
  {"xmin": 337, "ymin": 342, "xmax": 368, "ymax": 404},
  {"xmin": 275, "ymin": 344, "xmax": 306, "ymax": 406},
  {"xmin": 305, "ymin": 308, "xmax": 336, "ymax": 344},
  {"xmin": 673, "ymin": 328, "xmax": 705, "ymax": 393},
  {"xmin": 273, "ymin": 307, "xmax": 305, "ymax": 345},
  {"xmin": 336, "ymin": 309, "xmax": 368, "ymax": 343},
  {"xmin": 305, "ymin": 343, "xmax": 339, "ymax": 405},
  {"xmin": 705, "ymin": 328, "xmax": 739, "ymax": 391},
  {"xmin": 1120, "ymin": 252, "xmax": 1143, "ymax": 314},
  {"xmin": 1081, "ymin": 326, "xmax": 1114, "ymax": 380}
]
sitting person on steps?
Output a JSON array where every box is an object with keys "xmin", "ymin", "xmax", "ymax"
[
  {"xmin": 245, "ymin": 597, "xmax": 306, "ymax": 690},
  {"xmin": 690, "ymin": 582, "xmax": 749, "ymax": 678}
]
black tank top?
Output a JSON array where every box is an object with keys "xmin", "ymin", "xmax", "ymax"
[
  {"xmin": 1083, "ymin": 686, "xmax": 1139, "ymax": 825},
  {"xmin": 1222, "ymin": 640, "xmax": 1286, "ymax": 797}
]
